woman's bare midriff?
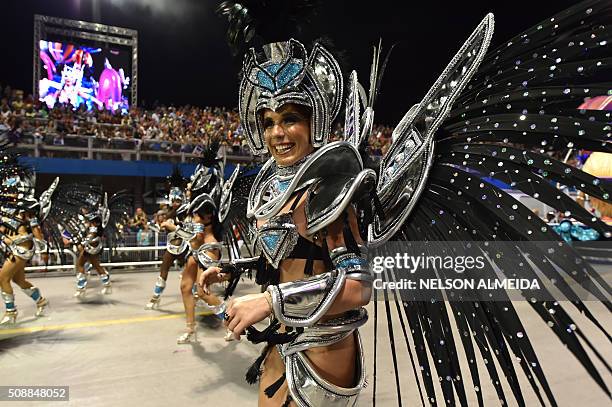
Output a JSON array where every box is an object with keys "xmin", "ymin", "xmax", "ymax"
[
  {"xmin": 9, "ymin": 224, "xmax": 33, "ymax": 252},
  {"xmin": 255, "ymin": 192, "xmax": 360, "ymax": 403}
]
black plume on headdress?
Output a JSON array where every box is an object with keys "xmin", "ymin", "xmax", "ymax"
[
  {"xmin": 200, "ymin": 139, "xmax": 221, "ymax": 168},
  {"xmin": 217, "ymin": 0, "xmax": 321, "ymax": 55},
  {"xmin": 167, "ymin": 165, "xmax": 186, "ymax": 188}
]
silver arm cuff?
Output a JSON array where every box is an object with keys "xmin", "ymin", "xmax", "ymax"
[
  {"xmin": 330, "ymin": 245, "xmax": 373, "ymax": 283},
  {"xmin": 267, "ymin": 269, "xmax": 347, "ymax": 328},
  {"xmin": 166, "ymin": 231, "xmax": 188, "ymax": 255},
  {"xmin": 33, "ymin": 238, "xmax": 48, "ymax": 253},
  {"xmin": 193, "ymin": 242, "xmax": 222, "ymax": 269},
  {"xmin": 84, "ymin": 236, "xmax": 102, "ymax": 254}
]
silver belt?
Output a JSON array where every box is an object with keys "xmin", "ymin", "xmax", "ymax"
[
  {"xmin": 283, "ymin": 327, "xmax": 366, "ymax": 407},
  {"xmin": 10, "ymin": 234, "xmax": 35, "ymax": 261}
]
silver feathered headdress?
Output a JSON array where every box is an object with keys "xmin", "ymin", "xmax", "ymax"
[{"xmin": 239, "ymin": 39, "xmax": 344, "ymax": 155}]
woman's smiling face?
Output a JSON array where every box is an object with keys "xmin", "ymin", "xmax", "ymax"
[{"xmin": 262, "ymin": 104, "xmax": 313, "ymax": 167}]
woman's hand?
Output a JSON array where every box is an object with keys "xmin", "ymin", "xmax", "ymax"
[
  {"xmin": 197, "ymin": 266, "xmax": 223, "ymax": 294},
  {"xmin": 225, "ymin": 293, "xmax": 272, "ymax": 340},
  {"xmin": 161, "ymin": 221, "xmax": 176, "ymax": 231}
]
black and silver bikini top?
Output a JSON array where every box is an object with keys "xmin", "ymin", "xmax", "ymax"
[{"xmin": 255, "ymin": 188, "xmax": 325, "ymax": 270}]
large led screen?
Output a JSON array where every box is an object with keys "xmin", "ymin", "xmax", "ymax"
[{"xmin": 39, "ymin": 40, "xmax": 131, "ymax": 113}]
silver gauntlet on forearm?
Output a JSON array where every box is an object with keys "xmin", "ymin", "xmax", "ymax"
[
  {"xmin": 267, "ymin": 245, "xmax": 371, "ymax": 327},
  {"xmin": 267, "ymin": 269, "xmax": 347, "ymax": 327}
]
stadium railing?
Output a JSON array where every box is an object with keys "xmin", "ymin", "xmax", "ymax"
[{"xmin": 14, "ymin": 133, "xmax": 254, "ymax": 163}]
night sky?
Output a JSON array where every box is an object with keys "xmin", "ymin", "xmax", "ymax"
[{"xmin": 1, "ymin": 0, "xmax": 580, "ymax": 124}]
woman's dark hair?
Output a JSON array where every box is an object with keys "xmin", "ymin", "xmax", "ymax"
[{"xmin": 197, "ymin": 204, "xmax": 223, "ymax": 242}]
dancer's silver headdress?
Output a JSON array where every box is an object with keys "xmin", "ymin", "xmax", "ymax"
[{"xmin": 239, "ymin": 39, "xmax": 344, "ymax": 155}]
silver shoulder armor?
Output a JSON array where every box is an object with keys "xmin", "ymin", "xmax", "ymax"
[
  {"xmin": 249, "ymin": 142, "xmax": 375, "ymax": 225},
  {"xmin": 304, "ymin": 169, "xmax": 375, "ymax": 235}
]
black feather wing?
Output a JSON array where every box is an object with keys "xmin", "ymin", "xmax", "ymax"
[{"xmin": 372, "ymin": 1, "xmax": 612, "ymax": 405}]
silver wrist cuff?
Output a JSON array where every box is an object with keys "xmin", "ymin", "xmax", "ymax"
[
  {"xmin": 267, "ymin": 269, "xmax": 347, "ymax": 327},
  {"xmin": 330, "ymin": 245, "xmax": 373, "ymax": 283},
  {"xmin": 194, "ymin": 242, "xmax": 222, "ymax": 269}
]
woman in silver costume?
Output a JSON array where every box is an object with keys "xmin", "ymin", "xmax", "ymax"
[
  {"xmin": 200, "ymin": 39, "xmax": 373, "ymax": 406},
  {"xmin": 0, "ymin": 189, "xmax": 49, "ymax": 325},
  {"xmin": 203, "ymin": 2, "xmax": 612, "ymax": 405},
  {"xmin": 177, "ymin": 146, "xmax": 248, "ymax": 343},
  {"xmin": 145, "ymin": 186, "xmax": 189, "ymax": 310},
  {"xmin": 205, "ymin": 1, "xmax": 612, "ymax": 405},
  {"xmin": 177, "ymin": 192, "xmax": 225, "ymax": 344},
  {"xmin": 74, "ymin": 209, "xmax": 112, "ymax": 298},
  {"xmin": 73, "ymin": 191, "xmax": 130, "ymax": 299}
]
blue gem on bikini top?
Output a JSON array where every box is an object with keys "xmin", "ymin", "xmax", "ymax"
[
  {"xmin": 255, "ymin": 213, "xmax": 299, "ymax": 269},
  {"xmin": 271, "ymin": 178, "xmax": 291, "ymax": 197}
]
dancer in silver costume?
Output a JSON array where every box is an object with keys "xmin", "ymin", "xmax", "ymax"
[
  {"xmin": 200, "ymin": 37, "xmax": 372, "ymax": 406},
  {"xmin": 205, "ymin": 1, "xmax": 611, "ymax": 405},
  {"xmin": 176, "ymin": 143, "xmax": 250, "ymax": 343},
  {"xmin": 0, "ymin": 139, "xmax": 89, "ymax": 324},
  {"xmin": 145, "ymin": 186, "xmax": 189, "ymax": 310},
  {"xmin": 72, "ymin": 191, "xmax": 131, "ymax": 299},
  {"xmin": 176, "ymin": 188, "xmax": 224, "ymax": 344},
  {"xmin": 0, "ymin": 176, "xmax": 51, "ymax": 325},
  {"xmin": 74, "ymin": 207, "xmax": 112, "ymax": 298}
]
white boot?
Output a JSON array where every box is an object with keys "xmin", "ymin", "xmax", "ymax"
[
  {"xmin": 145, "ymin": 276, "xmax": 166, "ymax": 310},
  {"xmin": 1, "ymin": 292, "xmax": 17, "ymax": 325},
  {"xmin": 0, "ymin": 309, "xmax": 17, "ymax": 325},
  {"xmin": 22, "ymin": 287, "xmax": 48, "ymax": 317},
  {"xmin": 145, "ymin": 296, "xmax": 161, "ymax": 310},
  {"xmin": 75, "ymin": 273, "xmax": 87, "ymax": 298},
  {"xmin": 100, "ymin": 273, "xmax": 112, "ymax": 294}
]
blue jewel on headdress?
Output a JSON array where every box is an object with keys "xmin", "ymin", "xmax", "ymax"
[
  {"xmin": 257, "ymin": 62, "xmax": 302, "ymax": 91},
  {"xmin": 3, "ymin": 177, "xmax": 18, "ymax": 187}
]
